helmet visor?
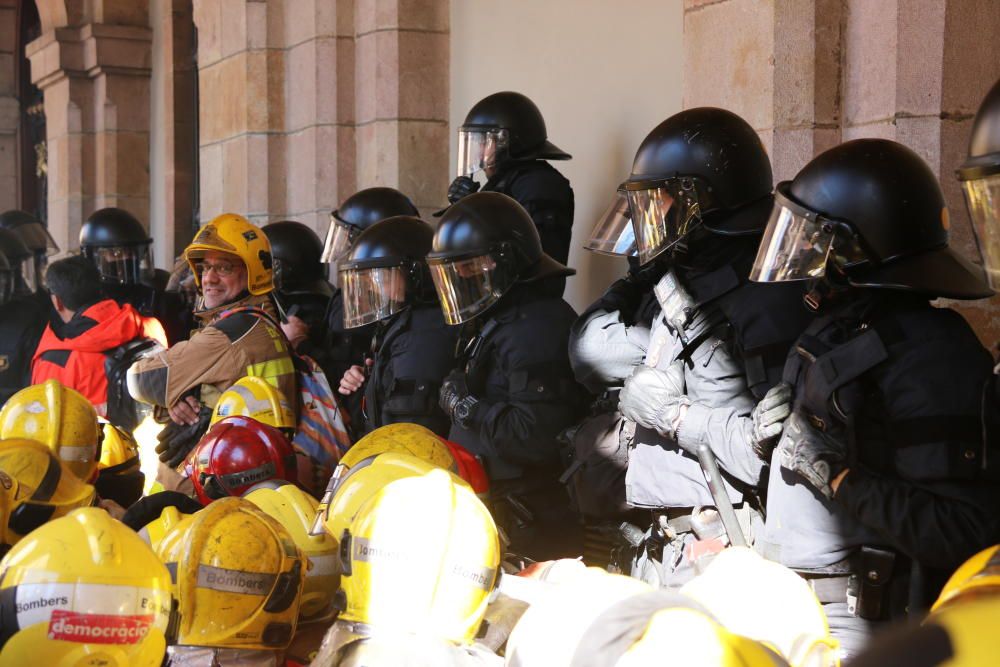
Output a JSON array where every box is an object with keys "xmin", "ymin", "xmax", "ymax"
[
  {"xmin": 16, "ymin": 257, "xmax": 38, "ymax": 294},
  {"xmin": 585, "ymin": 189, "xmax": 636, "ymax": 256},
  {"xmin": 624, "ymin": 179, "xmax": 703, "ymax": 265},
  {"xmin": 340, "ymin": 266, "xmax": 408, "ymax": 328},
  {"xmin": 456, "ymin": 128, "xmax": 509, "ymax": 178},
  {"xmin": 962, "ymin": 172, "xmax": 1000, "ymax": 289},
  {"xmin": 750, "ymin": 191, "xmax": 838, "ymax": 283},
  {"xmin": 428, "ymin": 253, "xmax": 514, "ymax": 325},
  {"xmin": 13, "ymin": 221, "xmax": 60, "ymax": 256},
  {"xmin": 91, "ymin": 244, "xmax": 154, "ymax": 285},
  {"xmin": 321, "ymin": 216, "xmax": 357, "ymax": 264}
]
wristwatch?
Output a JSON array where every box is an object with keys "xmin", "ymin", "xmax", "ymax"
[{"xmin": 453, "ymin": 395, "xmax": 479, "ymax": 429}]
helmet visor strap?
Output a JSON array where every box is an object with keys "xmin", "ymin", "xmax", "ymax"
[
  {"xmin": 339, "ymin": 266, "xmax": 409, "ymax": 329},
  {"xmin": 585, "ymin": 189, "xmax": 636, "ymax": 257},
  {"xmin": 962, "ymin": 172, "xmax": 1000, "ymax": 289},
  {"xmin": 624, "ymin": 179, "xmax": 703, "ymax": 265},
  {"xmin": 456, "ymin": 128, "xmax": 509, "ymax": 178}
]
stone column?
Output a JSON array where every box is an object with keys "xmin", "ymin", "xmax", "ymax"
[
  {"xmin": 353, "ymin": 0, "xmax": 449, "ymax": 219},
  {"xmin": 192, "ymin": 0, "xmax": 284, "ymax": 227},
  {"xmin": 27, "ymin": 21, "xmax": 153, "ymax": 252},
  {"xmin": 0, "ymin": 0, "xmax": 17, "ymax": 211}
]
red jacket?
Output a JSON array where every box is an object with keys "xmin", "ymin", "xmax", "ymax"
[{"xmin": 31, "ymin": 299, "xmax": 164, "ymax": 415}]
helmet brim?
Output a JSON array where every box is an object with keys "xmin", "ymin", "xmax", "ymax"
[
  {"xmin": 281, "ymin": 277, "xmax": 335, "ymax": 299},
  {"xmin": 518, "ymin": 253, "xmax": 576, "ymax": 283},
  {"xmin": 702, "ymin": 194, "xmax": 775, "ymax": 237},
  {"xmin": 848, "ymin": 245, "xmax": 995, "ymax": 300},
  {"xmin": 516, "ymin": 139, "xmax": 572, "ymax": 161}
]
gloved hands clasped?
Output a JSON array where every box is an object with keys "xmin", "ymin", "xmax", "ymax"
[
  {"xmin": 619, "ymin": 361, "xmax": 689, "ymax": 439},
  {"xmin": 775, "ymin": 412, "xmax": 850, "ymax": 500},
  {"xmin": 156, "ymin": 405, "xmax": 213, "ymax": 468},
  {"xmin": 439, "ymin": 369, "xmax": 480, "ymax": 429}
]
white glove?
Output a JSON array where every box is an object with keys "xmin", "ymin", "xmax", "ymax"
[{"xmin": 619, "ymin": 361, "xmax": 689, "ymax": 438}]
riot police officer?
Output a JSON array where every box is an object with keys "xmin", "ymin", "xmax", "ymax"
[
  {"xmin": 262, "ymin": 220, "xmax": 336, "ymax": 377},
  {"xmin": 335, "ymin": 216, "xmax": 458, "ymax": 436},
  {"xmin": 80, "ymin": 207, "xmax": 189, "ymax": 344},
  {"xmin": 752, "ymin": 139, "xmax": 1000, "ymax": 658},
  {"xmin": 0, "ymin": 209, "xmax": 57, "ymax": 296},
  {"xmin": 429, "ymin": 191, "xmax": 586, "ymax": 560},
  {"xmin": 958, "ymin": 75, "xmax": 1000, "ymax": 288},
  {"xmin": 0, "ymin": 229, "xmax": 49, "ymax": 403},
  {"xmin": 573, "ymin": 108, "xmax": 814, "ymax": 588},
  {"xmin": 447, "ymin": 92, "xmax": 574, "ymax": 291},
  {"xmin": 319, "ymin": 187, "xmax": 420, "ymax": 432}
]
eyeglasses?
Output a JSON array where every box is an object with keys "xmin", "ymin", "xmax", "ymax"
[{"xmin": 196, "ymin": 260, "xmax": 242, "ymax": 277}]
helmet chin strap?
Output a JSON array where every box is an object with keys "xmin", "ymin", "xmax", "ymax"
[{"xmin": 803, "ymin": 263, "xmax": 852, "ymax": 312}]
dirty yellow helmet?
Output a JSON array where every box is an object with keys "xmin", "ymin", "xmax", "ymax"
[
  {"xmin": 0, "ymin": 507, "xmax": 173, "ymax": 667},
  {"xmin": 245, "ymin": 484, "xmax": 340, "ymax": 622},
  {"xmin": 155, "ymin": 496, "xmax": 306, "ymax": 650},
  {"xmin": 138, "ymin": 505, "xmax": 195, "ymax": 553},
  {"xmin": 96, "ymin": 422, "xmax": 145, "ymax": 508},
  {"xmin": 932, "ymin": 544, "xmax": 1000, "ymax": 613},
  {"xmin": 0, "ymin": 379, "xmax": 101, "ymax": 481},
  {"xmin": 185, "ymin": 213, "xmax": 274, "ymax": 295},
  {"xmin": 622, "ymin": 602, "xmax": 791, "ymax": 667},
  {"xmin": 680, "ymin": 547, "xmax": 839, "ymax": 667},
  {"xmin": 322, "ymin": 451, "xmax": 466, "ymax": 545},
  {"xmin": 337, "ymin": 469, "xmax": 499, "ymax": 646},
  {"xmin": 211, "ymin": 376, "xmax": 296, "ymax": 430},
  {"xmin": 0, "ymin": 438, "xmax": 96, "ymax": 549},
  {"xmin": 850, "ymin": 596, "xmax": 1000, "ymax": 666},
  {"xmin": 311, "ymin": 423, "xmax": 459, "ymax": 535}
]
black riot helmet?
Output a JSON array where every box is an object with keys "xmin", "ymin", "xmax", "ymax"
[
  {"xmin": 0, "ymin": 251, "xmax": 12, "ymax": 306},
  {"xmin": 456, "ymin": 91, "xmax": 571, "ymax": 179},
  {"xmin": 751, "ymin": 138, "xmax": 993, "ymax": 300},
  {"xmin": 0, "ymin": 209, "xmax": 58, "ymax": 293},
  {"xmin": 624, "ymin": 108, "xmax": 774, "ymax": 265},
  {"xmin": 262, "ymin": 220, "xmax": 333, "ymax": 298},
  {"xmin": 957, "ymin": 76, "xmax": 1000, "ymax": 288},
  {"xmin": 79, "ymin": 208, "xmax": 154, "ymax": 286},
  {"xmin": 0, "ymin": 227, "xmax": 39, "ymax": 296},
  {"xmin": 338, "ymin": 216, "xmax": 436, "ymax": 329},
  {"xmin": 427, "ymin": 192, "xmax": 574, "ymax": 325},
  {"xmin": 322, "ymin": 187, "xmax": 420, "ymax": 263}
]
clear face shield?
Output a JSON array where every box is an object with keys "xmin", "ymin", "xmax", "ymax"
[
  {"xmin": 428, "ymin": 251, "xmax": 517, "ymax": 326},
  {"xmin": 321, "ymin": 214, "xmax": 359, "ymax": 264},
  {"xmin": 13, "ymin": 257, "xmax": 37, "ymax": 295},
  {"xmin": 750, "ymin": 186, "xmax": 868, "ymax": 283},
  {"xmin": 89, "ymin": 243, "xmax": 155, "ymax": 285},
  {"xmin": 623, "ymin": 178, "xmax": 704, "ymax": 265},
  {"xmin": 456, "ymin": 127, "xmax": 509, "ymax": 178},
  {"xmin": 961, "ymin": 172, "xmax": 1000, "ymax": 288},
  {"xmin": 584, "ymin": 189, "xmax": 636, "ymax": 256},
  {"xmin": 339, "ymin": 265, "xmax": 409, "ymax": 328}
]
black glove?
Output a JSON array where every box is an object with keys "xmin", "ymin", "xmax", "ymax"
[
  {"xmin": 439, "ymin": 369, "xmax": 480, "ymax": 429},
  {"xmin": 439, "ymin": 369, "xmax": 471, "ymax": 416},
  {"xmin": 155, "ymin": 406, "xmax": 213, "ymax": 468},
  {"xmin": 775, "ymin": 412, "xmax": 849, "ymax": 500},
  {"xmin": 447, "ymin": 176, "xmax": 480, "ymax": 204}
]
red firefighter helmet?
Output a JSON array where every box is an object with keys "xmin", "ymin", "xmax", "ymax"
[
  {"xmin": 440, "ymin": 439, "xmax": 489, "ymax": 497},
  {"xmin": 190, "ymin": 416, "xmax": 298, "ymax": 506}
]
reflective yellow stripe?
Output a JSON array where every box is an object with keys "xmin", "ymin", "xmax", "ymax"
[{"xmin": 245, "ymin": 357, "xmax": 295, "ymax": 381}]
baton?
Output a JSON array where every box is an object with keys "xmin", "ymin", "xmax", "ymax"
[{"xmin": 695, "ymin": 442, "xmax": 748, "ymax": 547}]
